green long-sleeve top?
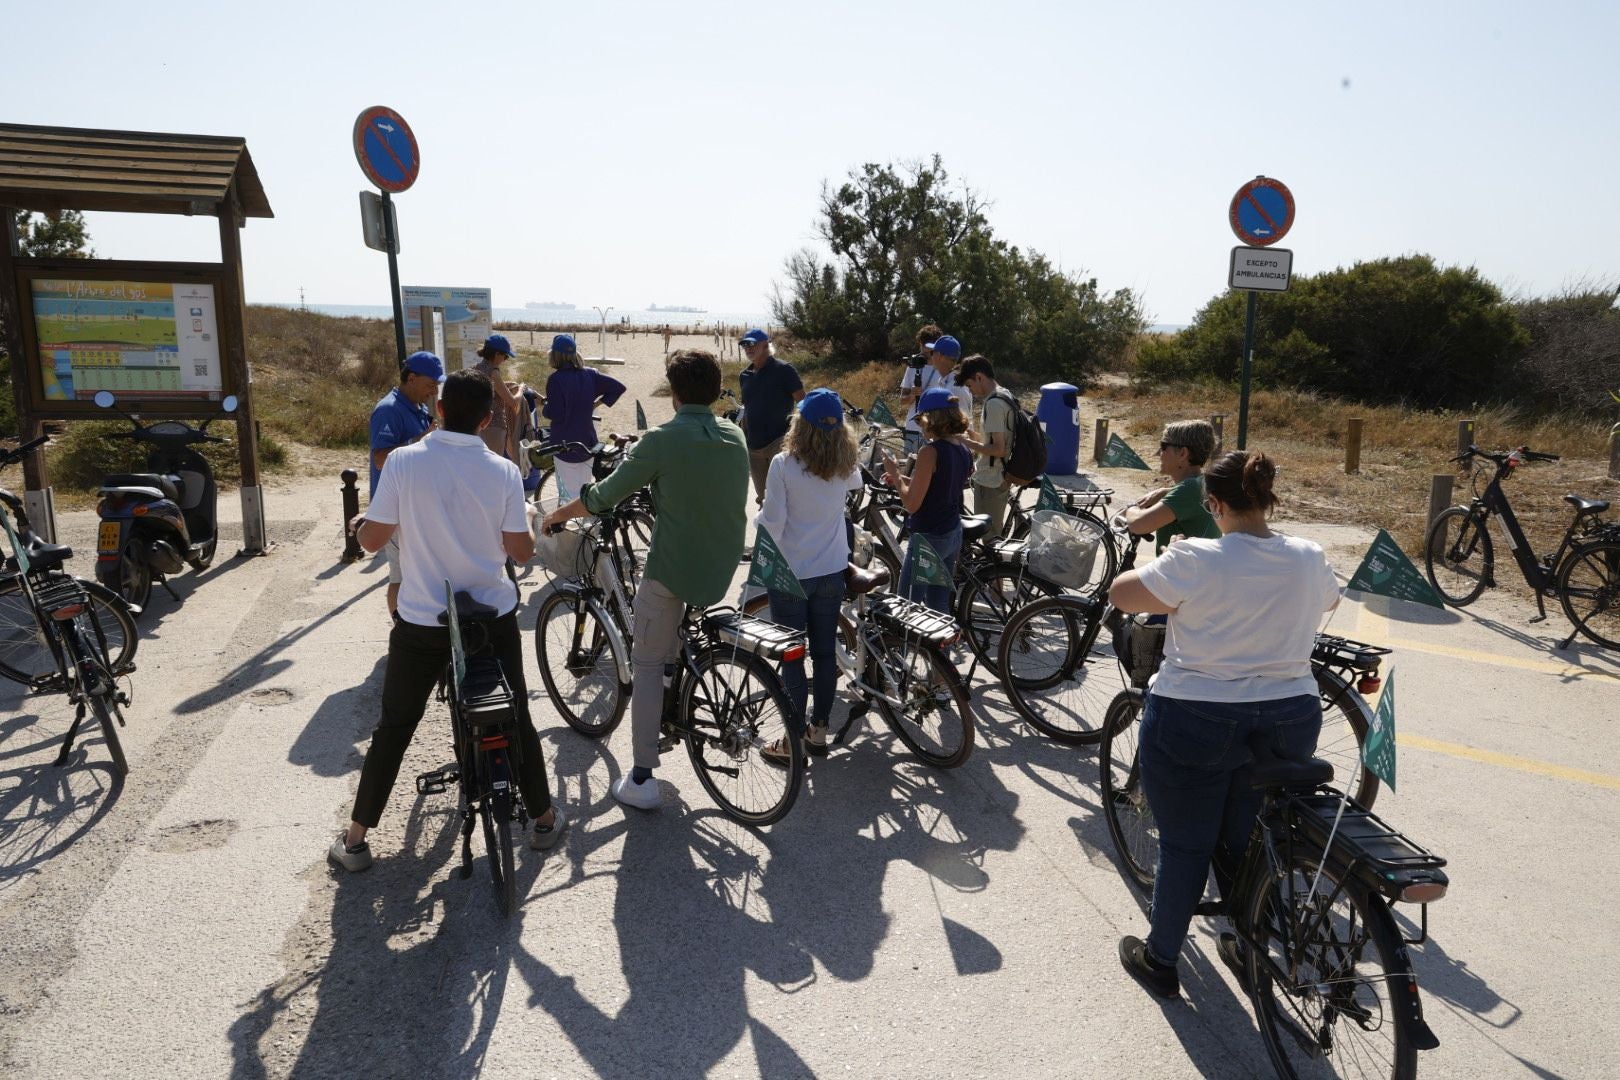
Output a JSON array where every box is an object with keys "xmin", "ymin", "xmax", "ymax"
[{"xmin": 582, "ymin": 404, "xmax": 749, "ymax": 606}]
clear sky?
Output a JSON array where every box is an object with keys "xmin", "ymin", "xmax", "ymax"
[{"xmin": 8, "ymin": 1, "xmax": 1617, "ymax": 326}]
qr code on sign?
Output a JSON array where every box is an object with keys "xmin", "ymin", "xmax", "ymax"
[{"xmin": 194, "ymin": 363, "xmax": 209, "ymax": 377}]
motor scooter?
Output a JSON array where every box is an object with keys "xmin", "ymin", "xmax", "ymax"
[{"xmin": 93, "ymin": 391, "xmax": 238, "ymax": 614}]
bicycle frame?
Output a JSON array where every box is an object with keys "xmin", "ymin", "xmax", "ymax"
[{"xmin": 1465, "ymin": 468, "xmax": 1580, "ymax": 595}]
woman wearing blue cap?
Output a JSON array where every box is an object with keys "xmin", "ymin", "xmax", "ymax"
[
  {"xmin": 756, "ymin": 388, "xmax": 864, "ymax": 761},
  {"xmin": 884, "ymin": 387, "xmax": 972, "ymax": 613},
  {"xmin": 542, "ymin": 333, "xmax": 626, "ymax": 502},
  {"xmin": 474, "ymin": 334, "xmax": 525, "ymax": 468}
]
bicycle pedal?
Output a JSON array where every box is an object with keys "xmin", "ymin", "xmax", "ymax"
[
  {"xmin": 656, "ymin": 733, "xmax": 680, "ymax": 752},
  {"xmin": 415, "ymin": 769, "xmax": 454, "ymax": 795}
]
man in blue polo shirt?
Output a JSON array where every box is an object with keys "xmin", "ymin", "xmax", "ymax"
[
  {"xmin": 737, "ymin": 328, "xmax": 804, "ymax": 504},
  {"xmin": 368, "ymin": 350, "xmax": 443, "ymax": 616}
]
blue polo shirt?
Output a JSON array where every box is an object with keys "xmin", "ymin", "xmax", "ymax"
[
  {"xmin": 368, "ymin": 387, "xmax": 433, "ymax": 497},
  {"xmin": 738, "ymin": 355, "xmax": 803, "ymax": 450}
]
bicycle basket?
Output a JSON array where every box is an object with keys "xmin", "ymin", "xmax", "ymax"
[
  {"xmin": 869, "ymin": 594, "xmax": 960, "ymax": 646},
  {"xmin": 533, "ymin": 523, "xmax": 592, "ymax": 579},
  {"xmin": 1026, "ymin": 510, "xmax": 1101, "ymax": 589},
  {"xmin": 1115, "ymin": 614, "xmax": 1166, "ymax": 690},
  {"xmin": 1288, "ymin": 792, "xmax": 1449, "ymax": 904},
  {"xmin": 459, "ymin": 656, "xmax": 517, "ymax": 733},
  {"xmin": 704, "ymin": 609, "xmax": 807, "ymax": 662}
]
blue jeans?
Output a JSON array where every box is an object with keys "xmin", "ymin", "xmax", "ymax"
[
  {"xmin": 898, "ymin": 525, "xmax": 962, "ymax": 614},
  {"xmin": 769, "ymin": 571, "xmax": 845, "ymax": 733},
  {"xmin": 1140, "ymin": 692, "xmax": 1322, "ymax": 967}
]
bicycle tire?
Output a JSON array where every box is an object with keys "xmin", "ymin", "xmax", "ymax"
[
  {"xmin": 86, "ymin": 690, "xmax": 130, "ymax": 776},
  {"xmin": 870, "ymin": 633, "xmax": 974, "ymax": 768},
  {"xmin": 534, "ymin": 589, "xmax": 629, "ymax": 737},
  {"xmin": 619, "ymin": 506, "xmax": 656, "ymax": 580},
  {"xmin": 1424, "ymin": 507, "xmax": 1491, "ymax": 607},
  {"xmin": 954, "ymin": 563, "xmax": 1061, "ymax": 677},
  {"xmin": 0, "ymin": 575, "xmax": 137, "ymax": 686},
  {"xmin": 997, "ymin": 595, "xmax": 1121, "ymax": 744},
  {"xmin": 1244, "ymin": 853, "xmax": 1420, "ymax": 1079},
  {"xmin": 480, "ymin": 747, "xmax": 518, "ymax": 917},
  {"xmin": 1315, "ymin": 667, "xmax": 1380, "ymax": 810},
  {"xmin": 66, "ymin": 620, "xmax": 130, "ymax": 776},
  {"xmin": 681, "ymin": 646, "xmax": 803, "ymax": 826},
  {"xmin": 1556, "ymin": 539, "xmax": 1620, "ymax": 651},
  {"xmin": 1099, "ymin": 691, "xmax": 1154, "ymax": 894}
]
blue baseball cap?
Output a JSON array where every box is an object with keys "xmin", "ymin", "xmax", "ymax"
[
  {"xmin": 916, "ymin": 386, "xmax": 961, "ymax": 414},
  {"xmin": 550, "ymin": 333, "xmax": 577, "ymax": 355},
  {"xmin": 798, "ymin": 388, "xmax": 844, "ymax": 428},
  {"xmin": 924, "ymin": 335, "xmax": 961, "ymax": 360},
  {"xmin": 479, "ymin": 333, "xmax": 514, "ymax": 358},
  {"xmin": 404, "ymin": 351, "xmax": 446, "ymax": 382},
  {"xmin": 740, "ymin": 328, "xmax": 769, "ymax": 346}
]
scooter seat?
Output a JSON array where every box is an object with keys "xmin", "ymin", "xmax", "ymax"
[{"xmin": 104, "ymin": 473, "xmax": 181, "ymax": 502}]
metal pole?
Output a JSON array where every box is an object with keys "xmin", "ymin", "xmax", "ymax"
[
  {"xmin": 381, "ymin": 191, "xmax": 406, "ymax": 363},
  {"xmin": 340, "ymin": 469, "xmax": 364, "ymax": 562},
  {"xmin": 1237, "ymin": 289, "xmax": 1258, "ymax": 450},
  {"xmin": 594, "ymin": 306, "xmax": 613, "ymax": 361}
]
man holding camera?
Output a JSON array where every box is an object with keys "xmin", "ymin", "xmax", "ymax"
[{"xmin": 900, "ymin": 332, "xmax": 972, "ymax": 453}]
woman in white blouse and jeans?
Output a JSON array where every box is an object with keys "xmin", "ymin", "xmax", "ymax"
[
  {"xmin": 1107, "ymin": 449, "xmax": 1341, "ymax": 1001},
  {"xmin": 756, "ymin": 389, "xmax": 863, "ymax": 762}
]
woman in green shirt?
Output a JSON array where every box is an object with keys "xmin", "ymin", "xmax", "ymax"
[{"xmin": 1122, "ymin": 420, "xmax": 1221, "ymax": 553}]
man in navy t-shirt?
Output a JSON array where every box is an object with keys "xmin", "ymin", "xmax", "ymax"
[
  {"xmin": 737, "ymin": 328, "xmax": 804, "ymax": 504},
  {"xmin": 367, "ymin": 350, "xmax": 443, "ymax": 616}
]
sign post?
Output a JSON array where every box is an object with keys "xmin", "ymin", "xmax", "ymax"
[
  {"xmin": 1227, "ymin": 176, "xmax": 1295, "ymax": 450},
  {"xmin": 353, "ymin": 106, "xmax": 420, "ymax": 363}
]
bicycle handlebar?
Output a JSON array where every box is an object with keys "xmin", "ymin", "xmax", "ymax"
[
  {"xmin": 0, "ymin": 434, "xmax": 49, "ymax": 467},
  {"xmin": 1456, "ymin": 444, "xmax": 1561, "ymax": 467}
]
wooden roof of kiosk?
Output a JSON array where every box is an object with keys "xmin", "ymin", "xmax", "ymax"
[
  {"xmin": 0, "ymin": 122, "xmax": 273, "ymax": 551},
  {"xmin": 0, "ymin": 122, "xmax": 272, "ymax": 218}
]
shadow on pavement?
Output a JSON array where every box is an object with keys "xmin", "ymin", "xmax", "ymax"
[{"xmin": 128, "ymin": 519, "xmax": 318, "ymax": 630}]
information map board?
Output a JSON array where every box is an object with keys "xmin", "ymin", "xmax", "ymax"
[
  {"xmin": 401, "ymin": 285, "xmax": 492, "ymax": 372},
  {"xmin": 27, "ymin": 277, "xmax": 225, "ymax": 401}
]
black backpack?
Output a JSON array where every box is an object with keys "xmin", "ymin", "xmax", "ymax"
[{"xmin": 994, "ymin": 388, "xmax": 1048, "ymax": 485}]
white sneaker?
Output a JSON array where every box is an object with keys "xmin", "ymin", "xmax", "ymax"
[
  {"xmin": 529, "ymin": 806, "xmax": 569, "ymax": 850},
  {"xmin": 612, "ymin": 775, "xmax": 662, "ymax": 810}
]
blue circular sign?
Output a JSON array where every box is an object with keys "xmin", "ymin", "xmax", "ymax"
[
  {"xmin": 1229, "ymin": 177, "xmax": 1295, "ymax": 247},
  {"xmin": 353, "ymin": 106, "xmax": 420, "ymax": 193}
]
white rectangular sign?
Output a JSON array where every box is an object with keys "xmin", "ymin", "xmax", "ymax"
[{"xmin": 1229, "ymin": 246, "xmax": 1293, "ymax": 292}]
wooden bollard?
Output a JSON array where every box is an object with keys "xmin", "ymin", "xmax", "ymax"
[
  {"xmin": 1210, "ymin": 414, "xmax": 1225, "ymax": 453},
  {"xmin": 1093, "ymin": 418, "xmax": 1109, "ymax": 464},
  {"xmin": 1609, "ymin": 434, "xmax": 1620, "ymax": 481},
  {"xmin": 1458, "ymin": 419, "xmax": 1475, "ymax": 459},
  {"xmin": 1345, "ymin": 417, "xmax": 1364, "ymax": 474},
  {"xmin": 1428, "ymin": 474, "xmax": 1454, "ymax": 532}
]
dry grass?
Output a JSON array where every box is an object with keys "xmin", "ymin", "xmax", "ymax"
[{"xmin": 1091, "ymin": 380, "xmax": 1620, "ymax": 565}]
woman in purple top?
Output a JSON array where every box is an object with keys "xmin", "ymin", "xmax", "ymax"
[{"xmin": 541, "ymin": 334, "xmax": 627, "ymax": 501}]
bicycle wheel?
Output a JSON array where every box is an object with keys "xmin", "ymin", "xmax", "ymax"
[
  {"xmin": 1315, "ymin": 668, "xmax": 1379, "ymax": 810},
  {"xmin": 534, "ymin": 589, "xmax": 629, "ymax": 737},
  {"xmin": 0, "ymin": 575, "xmax": 137, "ymax": 686},
  {"xmin": 1099, "ymin": 691, "xmax": 1155, "ymax": 894},
  {"xmin": 82, "ymin": 579, "xmax": 139, "ymax": 674},
  {"xmin": 998, "ymin": 595, "xmax": 1122, "ymax": 744},
  {"xmin": 86, "ymin": 691, "xmax": 130, "ymax": 776},
  {"xmin": 681, "ymin": 646, "xmax": 803, "ymax": 826},
  {"xmin": 1244, "ymin": 855, "xmax": 1420, "ymax": 1079},
  {"xmin": 1556, "ymin": 539, "xmax": 1620, "ymax": 650},
  {"xmin": 954, "ymin": 563, "xmax": 1060, "ymax": 677},
  {"xmin": 479, "ymin": 747, "xmax": 518, "ymax": 916},
  {"xmin": 1424, "ymin": 507, "xmax": 1492, "ymax": 607},
  {"xmin": 619, "ymin": 506, "xmax": 656, "ymax": 579},
  {"xmin": 66, "ymin": 621, "xmax": 130, "ymax": 776},
  {"xmin": 870, "ymin": 633, "xmax": 974, "ymax": 768}
]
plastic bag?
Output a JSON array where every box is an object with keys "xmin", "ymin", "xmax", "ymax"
[{"xmin": 1025, "ymin": 509, "xmax": 1100, "ymax": 589}]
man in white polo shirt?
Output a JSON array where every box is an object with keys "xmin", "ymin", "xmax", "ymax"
[{"xmin": 330, "ymin": 367, "xmax": 565, "ymax": 872}]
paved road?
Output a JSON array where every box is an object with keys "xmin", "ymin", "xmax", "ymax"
[{"xmin": 2, "ymin": 462, "xmax": 1615, "ymax": 1079}]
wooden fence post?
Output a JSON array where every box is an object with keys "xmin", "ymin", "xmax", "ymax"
[
  {"xmin": 1345, "ymin": 418, "xmax": 1364, "ymax": 474},
  {"xmin": 1609, "ymin": 433, "xmax": 1620, "ymax": 481},
  {"xmin": 1458, "ymin": 419, "xmax": 1476, "ymax": 459},
  {"xmin": 1094, "ymin": 418, "xmax": 1109, "ymax": 464},
  {"xmin": 1210, "ymin": 414, "xmax": 1225, "ymax": 453},
  {"xmin": 1428, "ymin": 474, "xmax": 1454, "ymax": 531}
]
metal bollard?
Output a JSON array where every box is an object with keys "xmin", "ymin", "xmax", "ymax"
[
  {"xmin": 1345, "ymin": 418, "xmax": 1364, "ymax": 474},
  {"xmin": 1094, "ymin": 418, "xmax": 1110, "ymax": 464},
  {"xmin": 340, "ymin": 469, "xmax": 363, "ymax": 562},
  {"xmin": 1428, "ymin": 474, "xmax": 1454, "ymax": 532}
]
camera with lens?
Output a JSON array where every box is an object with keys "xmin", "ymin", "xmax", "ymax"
[{"xmin": 900, "ymin": 352, "xmax": 929, "ymax": 371}]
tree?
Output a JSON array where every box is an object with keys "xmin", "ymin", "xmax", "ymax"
[
  {"xmin": 772, "ymin": 157, "xmax": 1144, "ymax": 382},
  {"xmin": 2, "ymin": 211, "xmax": 94, "ymax": 435}
]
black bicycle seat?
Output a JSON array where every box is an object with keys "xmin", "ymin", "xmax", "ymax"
[
  {"xmin": 437, "ymin": 590, "xmax": 500, "ymax": 626},
  {"xmin": 844, "ymin": 563, "xmax": 891, "ymax": 597},
  {"xmin": 1248, "ymin": 734, "xmax": 1334, "ymax": 791},
  {"xmin": 1564, "ymin": 495, "xmax": 1610, "ymax": 516},
  {"xmin": 960, "ymin": 514, "xmax": 992, "ymax": 542},
  {"xmin": 3, "ymin": 534, "xmax": 72, "ymax": 574}
]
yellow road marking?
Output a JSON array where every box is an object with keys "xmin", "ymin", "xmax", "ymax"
[
  {"xmin": 1398, "ymin": 733, "xmax": 1620, "ymax": 792},
  {"xmin": 1355, "ymin": 600, "xmax": 1620, "ymax": 683}
]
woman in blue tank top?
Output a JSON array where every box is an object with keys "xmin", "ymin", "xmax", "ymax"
[{"xmin": 883, "ymin": 387, "xmax": 972, "ymax": 613}]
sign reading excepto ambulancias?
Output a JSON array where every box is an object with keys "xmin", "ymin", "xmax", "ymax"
[
  {"xmin": 746, "ymin": 526, "xmax": 805, "ymax": 598},
  {"xmin": 1098, "ymin": 434, "xmax": 1152, "ymax": 470},
  {"xmin": 1229, "ymin": 246, "xmax": 1293, "ymax": 292},
  {"xmin": 1362, "ymin": 668, "xmax": 1398, "ymax": 791},
  {"xmin": 1347, "ymin": 529, "xmax": 1445, "ymax": 609}
]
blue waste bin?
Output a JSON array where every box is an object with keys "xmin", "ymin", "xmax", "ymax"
[{"xmin": 1037, "ymin": 382, "xmax": 1080, "ymax": 475}]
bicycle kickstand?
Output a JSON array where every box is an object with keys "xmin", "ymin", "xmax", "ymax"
[{"xmin": 52, "ymin": 702, "xmax": 87, "ymax": 768}]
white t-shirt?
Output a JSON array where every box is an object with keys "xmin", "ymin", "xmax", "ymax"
[
  {"xmin": 1134, "ymin": 532, "xmax": 1341, "ymax": 702},
  {"xmin": 901, "ymin": 364, "xmax": 973, "ymax": 432},
  {"xmin": 368, "ymin": 429, "xmax": 529, "ymax": 626},
  {"xmin": 756, "ymin": 454, "xmax": 864, "ymax": 580}
]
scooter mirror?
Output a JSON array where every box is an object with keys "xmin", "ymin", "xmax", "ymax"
[
  {"xmin": 94, "ymin": 390, "xmax": 116, "ymax": 409},
  {"xmin": 221, "ymin": 395, "xmax": 239, "ymax": 414}
]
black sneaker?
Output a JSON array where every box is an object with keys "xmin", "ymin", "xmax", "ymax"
[
  {"xmin": 1119, "ymin": 935, "xmax": 1180, "ymax": 999},
  {"xmin": 1217, "ymin": 932, "xmax": 1254, "ymax": 996}
]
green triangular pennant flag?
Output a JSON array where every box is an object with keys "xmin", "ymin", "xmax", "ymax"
[
  {"xmin": 1347, "ymin": 529, "xmax": 1445, "ymax": 609},
  {"xmin": 1362, "ymin": 668, "xmax": 1397, "ymax": 792},
  {"xmin": 911, "ymin": 534, "xmax": 953, "ymax": 588},
  {"xmin": 1099, "ymin": 433, "xmax": 1151, "ymax": 470},
  {"xmin": 1, "ymin": 507, "xmax": 31, "ymax": 575},
  {"xmin": 868, "ymin": 396, "xmax": 898, "ymax": 427},
  {"xmin": 746, "ymin": 526, "xmax": 806, "ymax": 598},
  {"xmin": 635, "ymin": 400, "xmax": 648, "ymax": 431},
  {"xmin": 444, "ymin": 581, "xmax": 466, "ymax": 689},
  {"xmin": 1037, "ymin": 475, "xmax": 1063, "ymax": 513}
]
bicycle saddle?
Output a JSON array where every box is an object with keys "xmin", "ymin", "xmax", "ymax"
[
  {"xmin": 437, "ymin": 590, "xmax": 500, "ymax": 626},
  {"xmin": 960, "ymin": 514, "xmax": 992, "ymax": 542},
  {"xmin": 1563, "ymin": 494, "xmax": 1610, "ymax": 516},
  {"xmin": 844, "ymin": 563, "xmax": 891, "ymax": 596},
  {"xmin": 1247, "ymin": 735, "xmax": 1334, "ymax": 791},
  {"xmin": 3, "ymin": 534, "xmax": 72, "ymax": 574},
  {"xmin": 103, "ymin": 472, "xmax": 182, "ymax": 502}
]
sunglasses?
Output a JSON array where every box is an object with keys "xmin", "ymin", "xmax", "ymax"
[{"xmin": 1159, "ymin": 441, "xmax": 1185, "ymax": 452}]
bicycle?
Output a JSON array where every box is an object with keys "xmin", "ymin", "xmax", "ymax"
[
  {"xmin": 534, "ymin": 515, "xmax": 808, "ymax": 825},
  {"xmin": 1, "ymin": 436, "xmax": 136, "ymax": 775},
  {"xmin": 414, "ymin": 584, "xmax": 532, "ymax": 916},
  {"xmin": 1424, "ymin": 444, "xmax": 1620, "ymax": 650}
]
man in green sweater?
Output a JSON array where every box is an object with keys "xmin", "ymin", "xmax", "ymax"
[{"xmin": 540, "ymin": 350, "xmax": 749, "ymax": 809}]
